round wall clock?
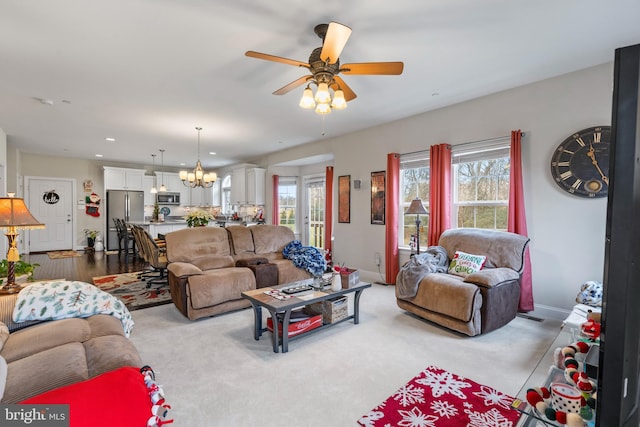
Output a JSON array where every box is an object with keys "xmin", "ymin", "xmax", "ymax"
[{"xmin": 550, "ymin": 126, "xmax": 611, "ymax": 198}]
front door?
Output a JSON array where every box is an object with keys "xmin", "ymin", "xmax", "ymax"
[{"xmin": 25, "ymin": 177, "xmax": 75, "ymax": 252}]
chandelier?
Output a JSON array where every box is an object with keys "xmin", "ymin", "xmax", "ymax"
[
  {"xmin": 179, "ymin": 127, "xmax": 217, "ymax": 188},
  {"xmin": 299, "ymin": 75, "xmax": 347, "ymax": 115}
]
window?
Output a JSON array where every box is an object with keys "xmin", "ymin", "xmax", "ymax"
[
  {"xmin": 452, "ymin": 139, "xmax": 510, "ymax": 230},
  {"xmin": 278, "ymin": 177, "xmax": 297, "ymax": 232},
  {"xmin": 221, "ymin": 174, "xmax": 231, "ymax": 213},
  {"xmin": 399, "ymin": 152, "xmax": 430, "ymax": 250},
  {"xmin": 397, "ymin": 139, "xmax": 511, "ymax": 250}
]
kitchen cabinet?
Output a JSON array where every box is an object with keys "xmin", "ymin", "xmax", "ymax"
[
  {"xmin": 143, "ymin": 176, "xmax": 157, "ymax": 206},
  {"xmin": 231, "ymin": 167, "xmax": 265, "ymax": 205},
  {"xmin": 104, "ymin": 167, "xmax": 146, "ymax": 191},
  {"xmin": 148, "ymin": 222, "xmax": 189, "ymax": 239},
  {"xmin": 189, "ymin": 186, "xmax": 213, "ymax": 206}
]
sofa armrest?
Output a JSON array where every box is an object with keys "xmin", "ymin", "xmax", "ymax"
[
  {"xmin": 167, "ymin": 262, "xmax": 203, "ymax": 278},
  {"xmin": 463, "ymin": 268, "xmax": 519, "ymax": 288}
]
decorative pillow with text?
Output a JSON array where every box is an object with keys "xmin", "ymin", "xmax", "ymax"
[{"xmin": 448, "ymin": 251, "xmax": 486, "ymax": 277}]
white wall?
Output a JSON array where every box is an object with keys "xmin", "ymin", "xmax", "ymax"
[{"xmin": 259, "ymin": 62, "xmax": 614, "ymax": 319}]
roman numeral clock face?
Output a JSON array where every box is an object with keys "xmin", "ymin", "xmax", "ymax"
[{"xmin": 550, "ymin": 126, "xmax": 611, "ymax": 198}]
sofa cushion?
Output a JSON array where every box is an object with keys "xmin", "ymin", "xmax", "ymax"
[
  {"xmin": 250, "ymin": 225, "xmax": 296, "ymax": 255},
  {"xmin": 192, "ymin": 255, "xmax": 235, "ymax": 271},
  {"xmin": 2, "ymin": 342, "xmax": 89, "ymax": 403},
  {"xmin": 85, "ymin": 314, "xmax": 127, "ymax": 339},
  {"xmin": 0, "ymin": 318, "xmax": 91, "ymax": 363},
  {"xmin": 227, "ymin": 225, "xmax": 255, "ymax": 255},
  {"xmin": 411, "ymin": 274, "xmax": 482, "ymax": 322},
  {"xmin": 165, "ymin": 227, "xmax": 231, "ymax": 263},
  {"xmin": 167, "ymin": 261, "xmax": 203, "ymax": 277},
  {"xmin": 84, "ymin": 335, "xmax": 142, "ymax": 378},
  {"xmin": 447, "ymin": 250, "xmax": 486, "ymax": 277},
  {"xmin": 439, "ymin": 228, "xmax": 529, "ymax": 272},
  {"xmin": 188, "ymin": 268, "xmax": 256, "ymax": 309}
]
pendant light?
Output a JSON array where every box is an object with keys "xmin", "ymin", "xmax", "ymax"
[
  {"xmin": 149, "ymin": 154, "xmax": 158, "ymax": 194},
  {"xmin": 159, "ymin": 149, "xmax": 167, "ymax": 192}
]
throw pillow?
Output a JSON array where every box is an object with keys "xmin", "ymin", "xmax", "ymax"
[
  {"xmin": 448, "ymin": 250, "xmax": 487, "ymax": 277},
  {"xmin": 0, "ymin": 293, "xmax": 43, "ymax": 332}
]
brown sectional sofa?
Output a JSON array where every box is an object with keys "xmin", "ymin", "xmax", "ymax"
[
  {"xmin": 165, "ymin": 224, "xmax": 312, "ymax": 321},
  {"xmin": 0, "ymin": 314, "xmax": 142, "ymax": 403}
]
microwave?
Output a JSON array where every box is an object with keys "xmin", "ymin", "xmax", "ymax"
[{"xmin": 156, "ymin": 192, "xmax": 181, "ymax": 205}]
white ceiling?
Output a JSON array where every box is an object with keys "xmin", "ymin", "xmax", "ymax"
[{"xmin": 1, "ymin": 1, "xmax": 639, "ymax": 170}]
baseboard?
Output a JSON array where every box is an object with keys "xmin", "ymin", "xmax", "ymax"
[{"xmin": 528, "ymin": 303, "xmax": 571, "ymax": 321}]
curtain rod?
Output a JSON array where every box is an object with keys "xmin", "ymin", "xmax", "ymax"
[{"xmin": 400, "ymin": 132, "xmax": 526, "ymax": 157}]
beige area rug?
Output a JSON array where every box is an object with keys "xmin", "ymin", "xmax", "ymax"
[
  {"xmin": 128, "ymin": 282, "xmax": 562, "ymax": 427},
  {"xmin": 92, "ymin": 272, "xmax": 171, "ymax": 311},
  {"xmin": 47, "ymin": 250, "xmax": 83, "ymax": 259}
]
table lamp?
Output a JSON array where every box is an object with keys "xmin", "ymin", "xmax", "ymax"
[
  {"xmin": 405, "ymin": 198, "xmax": 428, "ymax": 255},
  {"xmin": 0, "ymin": 196, "xmax": 45, "ymax": 294}
]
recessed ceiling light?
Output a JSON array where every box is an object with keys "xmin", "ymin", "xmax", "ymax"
[
  {"xmin": 95, "ymin": 154, "xmax": 103, "ymax": 157},
  {"xmin": 209, "ymin": 151, "xmax": 216, "ymax": 155},
  {"xmin": 179, "ymin": 162, "xmax": 186, "ymax": 166},
  {"xmin": 105, "ymin": 137, "xmax": 115, "ymax": 142}
]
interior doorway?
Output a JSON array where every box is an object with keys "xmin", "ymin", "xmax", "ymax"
[{"xmin": 25, "ymin": 177, "xmax": 75, "ymax": 252}]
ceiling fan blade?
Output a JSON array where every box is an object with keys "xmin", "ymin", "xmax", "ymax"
[
  {"xmin": 320, "ymin": 22, "xmax": 352, "ymax": 64},
  {"xmin": 332, "ymin": 76, "xmax": 357, "ymax": 101},
  {"xmin": 245, "ymin": 51, "xmax": 309, "ymax": 68},
  {"xmin": 340, "ymin": 62, "xmax": 404, "ymax": 75},
  {"xmin": 273, "ymin": 75, "xmax": 312, "ymax": 95}
]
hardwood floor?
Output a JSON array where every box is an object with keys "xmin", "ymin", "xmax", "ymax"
[{"xmin": 23, "ymin": 251, "xmax": 148, "ymax": 284}]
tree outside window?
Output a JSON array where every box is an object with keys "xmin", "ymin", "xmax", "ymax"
[
  {"xmin": 399, "ymin": 163, "xmax": 429, "ymax": 250},
  {"xmin": 278, "ymin": 178, "xmax": 297, "ymax": 232}
]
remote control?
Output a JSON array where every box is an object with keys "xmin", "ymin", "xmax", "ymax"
[{"xmin": 281, "ymin": 284, "xmax": 313, "ymax": 294}]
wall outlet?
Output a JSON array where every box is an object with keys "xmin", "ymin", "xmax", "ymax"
[{"xmin": 374, "ymin": 252, "xmax": 381, "ymax": 266}]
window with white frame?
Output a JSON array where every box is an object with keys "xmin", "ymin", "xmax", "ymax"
[
  {"xmin": 452, "ymin": 139, "xmax": 510, "ymax": 230},
  {"xmin": 221, "ymin": 174, "xmax": 231, "ymax": 213},
  {"xmin": 399, "ymin": 151, "xmax": 430, "ymax": 250},
  {"xmin": 278, "ymin": 177, "xmax": 297, "ymax": 232}
]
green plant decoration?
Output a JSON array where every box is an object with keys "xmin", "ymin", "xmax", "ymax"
[
  {"xmin": 184, "ymin": 210, "xmax": 214, "ymax": 227},
  {"xmin": 0, "ymin": 256, "xmax": 39, "ymax": 281}
]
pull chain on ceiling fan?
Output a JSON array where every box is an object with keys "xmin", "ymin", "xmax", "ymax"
[{"xmin": 245, "ymin": 21, "xmax": 404, "ymax": 115}]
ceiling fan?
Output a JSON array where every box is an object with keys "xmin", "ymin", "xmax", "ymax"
[{"xmin": 245, "ymin": 21, "xmax": 404, "ymax": 110}]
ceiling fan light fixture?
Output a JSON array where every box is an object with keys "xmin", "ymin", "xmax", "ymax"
[
  {"xmin": 315, "ymin": 102, "xmax": 332, "ymax": 115},
  {"xmin": 331, "ymin": 89, "xmax": 347, "ymax": 110},
  {"xmin": 299, "ymin": 86, "xmax": 316, "ymax": 109},
  {"xmin": 314, "ymin": 82, "xmax": 331, "ymax": 103}
]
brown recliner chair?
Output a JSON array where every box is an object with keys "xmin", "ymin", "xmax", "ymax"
[{"xmin": 396, "ymin": 228, "xmax": 530, "ymax": 336}]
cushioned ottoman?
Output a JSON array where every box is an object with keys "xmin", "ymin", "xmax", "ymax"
[{"xmin": 236, "ymin": 258, "xmax": 279, "ymax": 288}]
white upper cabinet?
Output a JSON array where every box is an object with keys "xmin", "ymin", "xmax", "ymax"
[
  {"xmin": 104, "ymin": 167, "xmax": 146, "ymax": 191},
  {"xmin": 143, "ymin": 176, "xmax": 157, "ymax": 205},
  {"xmin": 231, "ymin": 167, "xmax": 265, "ymax": 205}
]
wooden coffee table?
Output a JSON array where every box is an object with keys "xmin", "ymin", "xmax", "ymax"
[{"xmin": 241, "ymin": 280, "xmax": 371, "ymax": 353}]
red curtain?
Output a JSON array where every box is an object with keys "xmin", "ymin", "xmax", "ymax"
[
  {"xmin": 325, "ymin": 166, "xmax": 334, "ymax": 260},
  {"xmin": 385, "ymin": 153, "xmax": 400, "ymax": 284},
  {"xmin": 272, "ymin": 174, "xmax": 279, "ymax": 225},
  {"xmin": 428, "ymin": 144, "xmax": 452, "ymax": 246},
  {"xmin": 508, "ymin": 130, "xmax": 534, "ymax": 312}
]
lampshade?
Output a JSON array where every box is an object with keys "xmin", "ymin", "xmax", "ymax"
[
  {"xmin": 330, "ymin": 89, "xmax": 347, "ymax": 110},
  {"xmin": 0, "ymin": 197, "xmax": 45, "ymax": 230},
  {"xmin": 314, "ymin": 82, "xmax": 331, "ymax": 103},
  {"xmin": 315, "ymin": 102, "xmax": 332, "ymax": 115},
  {"xmin": 405, "ymin": 198, "xmax": 428, "ymax": 215},
  {"xmin": 299, "ymin": 86, "xmax": 315, "ymax": 109}
]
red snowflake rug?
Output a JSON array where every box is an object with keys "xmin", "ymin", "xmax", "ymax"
[{"xmin": 358, "ymin": 365, "xmax": 522, "ymax": 427}]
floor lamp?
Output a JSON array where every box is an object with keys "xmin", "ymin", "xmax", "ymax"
[
  {"xmin": 0, "ymin": 196, "xmax": 45, "ymax": 294},
  {"xmin": 405, "ymin": 198, "xmax": 428, "ymax": 255}
]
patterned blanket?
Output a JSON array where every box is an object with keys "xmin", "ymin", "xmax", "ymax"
[
  {"xmin": 283, "ymin": 240, "xmax": 327, "ymax": 277},
  {"xmin": 12, "ymin": 280, "xmax": 134, "ymax": 337}
]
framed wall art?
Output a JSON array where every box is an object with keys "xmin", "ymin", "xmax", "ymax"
[
  {"xmin": 338, "ymin": 175, "xmax": 351, "ymax": 223},
  {"xmin": 371, "ymin": 171, "xmax": 386, "ymax": 225}
]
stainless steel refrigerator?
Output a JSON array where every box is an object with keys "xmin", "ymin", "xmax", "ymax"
[{"xmin": 106, "ymin": 190, "xmax": 145, "ymax": 251}]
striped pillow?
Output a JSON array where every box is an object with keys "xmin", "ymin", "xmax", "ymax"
[{"xmin": 0, "ymin": 293, "xmax": 43, "ymax": 332}]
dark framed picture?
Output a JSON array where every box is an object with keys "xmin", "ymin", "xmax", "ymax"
[
  {"xmin": 371, "ymin": 171, "xmax": 385, "ymax": 225},
  {"xmin": 338, "ymin": 175, "xmax": 351, "ymax": 223}
]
